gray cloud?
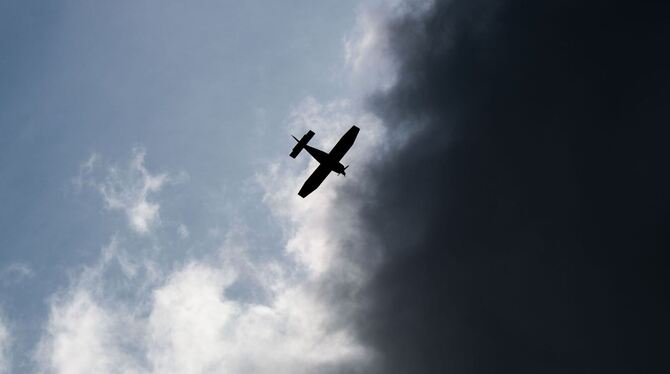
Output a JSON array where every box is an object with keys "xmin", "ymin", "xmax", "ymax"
[{"xmin": 335, "ymin": 1, "xmax": 669, "ymax": 372}]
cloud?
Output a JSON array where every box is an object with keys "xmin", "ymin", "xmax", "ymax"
[
  {"xmin": 344, "ymin": 0, "xmax": 433, "ymax": 93},
  {"xmin": 38, "ymin": 134, "xmax": 378, "ymax": 374},
  {"xmin": 177, "ymin": 224, "xmax": 189, "ymax": 239},
  {"xmin": 36, "ymin": 242, "xmax": 370, "ymax": 374},
  {"xmin": 0, "ymin": 314, "xmax": 10, "ymax": 374},
  {"xmin": 36, "ymin": 290, "xmax": 142, "ymax": 374},
  {"xmin": 37, "ymin": 84, "xmax": 397, "ymax": 373},
  {"xmin": 146, "ymin": 263, "xmax": 366, "ymax": 374},
  {"xmin": 72, "ymin": 153, "xmax": 100, "ymax": 191},
  {"xmin": 0, "ymin": 263, "xmax": 34, "ymax": 285},
  {"xmin": 259, "ymin": 97, "xmax": 386, "ymax": 277},
  {"xmin": 334, "ymin": 0, "xmax": 670, "ymax": 373},
  {"xmin": 79, "ymin": 148, "xmax": 168, "ymax": 234},
  {"xmin": 344, "ymin": 3, "xmax": 396, "ymax": 92}
]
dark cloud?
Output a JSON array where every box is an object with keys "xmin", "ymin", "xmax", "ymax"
[{"xmin": 344, "ymin": 0, "xmax": 669, "ymax": 372}]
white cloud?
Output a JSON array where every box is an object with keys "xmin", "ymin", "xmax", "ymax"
[
  {"xmin": 146, "ymin": 264, "xmax": 237, "ymax": 374},
  {"xmin": 345, "ymin": 4, "xmax": 396, "ymax": 92},
  {"xmin": 146, "ymin": 263, "xmax": 365, "ymax": 374},
  {"xmin": 0, "ymin": 314, "xmax": 10, "ymax": 374},
  {"xmin": 344, "ymin": 0, "xmax": 434, "ymax": 93},
  {"xmin": 177, "ymin": 224, "xmax": 189, "ymax": 239},
  {"xmin": 78, "ymin": 148, "xmax": 168, "ymax": 234},
  {"xmin": 36, "ymin": 290, "xmax": 142, "ymax": 374},
  {"xmin": 259, "ymin": 97, "xmax": 386, "ymax": 277},
  {"xmin": 0, "ymin": 262, "xmax": 34, "ymax": 285},
  {"xmin": 257, "ymin": 5, "xmax": 434, "ymax": 369},
  {"xmin": 72, "ymin": 153, "xmax": 100, "ymax": 191},
  {"xmin": 101, "ymin": 148, "xmax": 167, "ymax": 234},
  {"xmin": 36, "ymin": 233, "xmax": 370, "ymax": 374}
]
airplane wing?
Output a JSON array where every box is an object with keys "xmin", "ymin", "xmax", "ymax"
[
  {"xmin": 298, "ymin": 164, "xmax": 331, "ymax": 198},
  {"xmin": 328, "ymin": 125, "xmax": 359, "ymax": 161}
]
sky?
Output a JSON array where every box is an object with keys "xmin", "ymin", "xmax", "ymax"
[{"xmin": 1, "ymin": 0, "xmax": 668, "ymax": 373}]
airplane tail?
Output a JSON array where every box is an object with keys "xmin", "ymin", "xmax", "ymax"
[
  {"xmin": 341, "ymin": 165, "xmax": 349, "ymax": 176},
  {"xmin": 289, "ymin": 130, "xmax": 315, "ymax": 158}
]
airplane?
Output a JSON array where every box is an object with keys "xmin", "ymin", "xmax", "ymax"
[{"xmin": 290, "ymin": 125, "xmax": 359, "ymax": 198}]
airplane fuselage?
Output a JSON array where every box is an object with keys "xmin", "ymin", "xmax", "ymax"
[{"xmin": 304, "ymin": 145, "xmax": 346, "ymax": 175}]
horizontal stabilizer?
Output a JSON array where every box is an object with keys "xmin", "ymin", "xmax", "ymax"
[{"xmin": 289, "ymin": 130, "xmax": 315, "ymax": 158}]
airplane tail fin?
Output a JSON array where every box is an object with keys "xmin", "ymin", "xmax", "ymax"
[
  {"xmin": 289, "ymin": 130, "xmax": 315, "ymax": 158},
  {"xmin": 341, "ymin": 165, "xmax": 349, "ymax": 176}
]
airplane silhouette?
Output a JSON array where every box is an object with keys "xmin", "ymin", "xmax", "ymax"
[{"xmin": 290, "ymin": 125, "xmax": 359, "ymax": 198}]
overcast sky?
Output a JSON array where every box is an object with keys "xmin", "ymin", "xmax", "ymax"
[{"xmin": 1, "ymin": 0, "xmax": 668, "ymax": 373}]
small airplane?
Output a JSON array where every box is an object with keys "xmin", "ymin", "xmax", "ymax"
[{"xmin": 290, "ymin": 125, "xmax": 359, "ymax": 198}]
